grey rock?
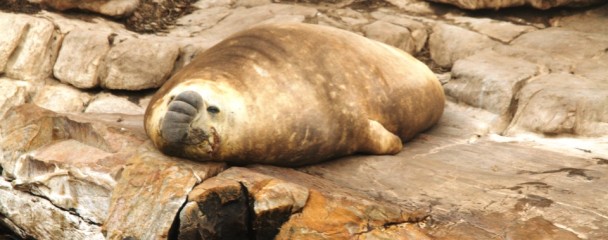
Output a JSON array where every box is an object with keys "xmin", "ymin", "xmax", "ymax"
[
  {"xmin": 511, "ymin": 27, "xmax": 608, "ymax": 62},
  {"xmin": 429, "ymin": 23, "xmax": 499, "ymax": 68},
  {"xmin": 506, "ymin": 73, "xmax": 608, "ymax": 137},
  {"xmin": 552, "ymin": 4, "xmax": 608, "ymax": 35},
  {"xmin": 444, "ymin": 50, "xmax": 539, "ymax": 115}
]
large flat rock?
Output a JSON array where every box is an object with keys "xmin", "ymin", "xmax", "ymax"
[{"xmin": 300, "ymin": 102, "xmax": 608, "ymax": 239}]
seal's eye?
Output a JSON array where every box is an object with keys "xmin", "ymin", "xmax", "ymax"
[{"xmin": 207, "ymin": 106, "xmax": 220, "ymax": 114}]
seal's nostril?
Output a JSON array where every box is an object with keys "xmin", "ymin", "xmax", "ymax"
[{"xmin": 173, "ymin": 91, "xmax": 203, "ymax": 109}]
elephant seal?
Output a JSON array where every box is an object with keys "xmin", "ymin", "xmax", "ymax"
[{"xmin": 144, "ymin": 23, "xmax": 445, "ymax": 166}]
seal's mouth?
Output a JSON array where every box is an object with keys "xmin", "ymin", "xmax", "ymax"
[{"xmin": 159, "ymin": 90, "xmax": 219, "ymax": 153}]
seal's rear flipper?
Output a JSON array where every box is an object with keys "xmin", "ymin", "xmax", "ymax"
[{"xmin": 359, "ymin": 119, "xmax": 403, "ymax": 155}]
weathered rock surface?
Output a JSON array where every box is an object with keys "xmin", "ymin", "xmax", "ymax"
[
  {"xmin": 0, "ymin": 13, "xmax": 62, "ymax": 81},
  {"xmin": 85, "ymin": 92, "xmax": 147, "ymax": 115},
  {"xmin": 429, "ymin": 23, "xmax": 499, "ymax": 68},
  {"xmin": 53, "ymin": 29, "xmax": 111, "ymax": 89},
  {"xmin": 426, "ymin": 0, "xmax": 604, "ymax": 10},
  {"xmin": 99, "ymin": 37, "xmax": 180, "ymax": 90},
  {"xmin": 506, "ymin": 73, "xmax": 608, "ymax": 137},
  {"xmin": 0, "ymin": 104, "xmax": 147, "ymax": 237},
  {"xmin": 104, "ymin": 144, "xmax": 225, "ymax": 240},
  {"xmin": 32, "ymin": 0, "xmax": 140, "ymax": 17},
  {"xmin": 1, "ymin": 1, "xmax": 608, "ymax": 239},
  {"xmin": 32, "ymin": 80, "xmax": 92, "ymax": 113}
]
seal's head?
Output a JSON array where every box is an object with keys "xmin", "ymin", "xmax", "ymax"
[{"xmin": 144, "ymin": 79, "xmax": 246, "ymax": 161}]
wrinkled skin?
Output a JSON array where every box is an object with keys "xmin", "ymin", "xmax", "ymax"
[{"xmin": 144, "ymin": 23, "xmax": 445, "ymax": 166}]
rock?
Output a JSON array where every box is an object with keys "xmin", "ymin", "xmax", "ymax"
[
  {"xmin": 573, "ymin": 50, "xmax": 608, "ymax": 82},
  {"xmin": 444, "ymin": 50, "xmax": 539, "ymax": 116},
  {"xmin": 178, "ymin": 177, "xmax": 250, "ymax": 239},
  {"xmin": 362, "ymin": 20, "xmax": 418, "ymax": 54},
  {"xmin": 0, "ymin": 14, "xmax": 28, "ymax": 74},
  {"xmin": 1, "ymin": 13, "xmax": 62, "ymax": 81},
  {"xmin": 300, "ymin": 102, "xmax": 608, "ymax": 239},
  {"xmin": 99, "ymin": 37, "xmax": 179, "ymax": 90},
  {"xmin": 0, "ymin": 104, "xmax": 147, "ymax": 237},
  {"xmin": 0, "ymin": 79, "xmax": 33, "ymax": 118},
  {"xmin": 506, "ymin": 73, "xmax": 608, "ymax": 137},
  {"xmin": 384, "ymin": 0, "xmax": 435, "ymax": 14},
  {"xmin": 33, "ymin": 80, "xmax": 92, "ymax": 112},
  {"xmin": 172, "ymin": 4, "xmax": 318, "ymax": 49},
  {"xmin": 0, "ymin": 177, "xmax": 104, "ymax": 240},
  {"xmin": 429, "ymin": 23, "xmax": 499, "ymax": 68},
  {"xmin": 425, "ymin": 0, "xmax": 604, "ymax": 10},
  {"xmin": 511, "ymin": 27, "xmax": 608, "ymax": 62},
  {"xmin": 369, "ymin": 10, "xmax": 429, "ymax": 53},
  {"xmin": 448, "ymin": 15, "xmax": 537, "ymax": 43},
  {"xmin": 32, "ymin": 0, "xmax": 140, "ymax": 17},
  {"xmin": 103, "ymin": 144, "xmax": 226, "ymax": 240},
  {"xmin": 53, "ymin": 29, "xmax": 111, "ymax": 89},
  {"xmin": 180, "ymin": 166, "xmax": 429, "ymax": 239},
  {"xmin": 85, "ymin": 92, "xmax": 145, "ymax": 115},
  {"xmin": 551, "ymin": 4, "xmax": 608, "ymax": 35}
]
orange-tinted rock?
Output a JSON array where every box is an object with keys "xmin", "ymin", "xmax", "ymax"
[{"xmin": 103, "ymin": 144, "xmax": 225, "ymax": 239}]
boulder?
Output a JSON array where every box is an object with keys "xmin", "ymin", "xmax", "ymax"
[
  {"xmin": 85, "ymin": 92, "xmax": 146, "ymax": 115},
  {"xmin": 103, "ymin": 144, "xmax": 226, "ymax": 240},
  {"xmin": 506, "ymin": 73, "xmax": 608, "ymax": 137},
  {"xmin": 0, "ymin": 13, "xmax": 62, "ymax": 81},
  {"xmin": 33, "ymin": 80, "xmax": 92, "ymax": 113},
  {"xmin": 99, "ymin": 37, "xmax": 179, "ymax": 90},
  {"xmin": 429, "ymin": 23, "xmax": 499, "ymax": 68},
  {"xmin": 53, "ymin": 29, "xmax": 112, "ymax": 89},
  {"xmin": 0, "ymin": 104, "xmax": 147, "ymax": 238},
  {"xmin": 362, "ymin": 20, "xmax": 418, "ymax": 54},
  {"xmin": 511, "ymin": 27, "xmax": 608, "ymax": 62},
  {"xmin": 447, "ymin": 15, "xmax": 537, "ymax": 43},
  {"xmin": 444, "ymin": 50, "xmax": 539, "ymax": 116},
  {"xmin": 425, "ymin": 0, "xmax": 604, "ymax": 10},
  {"xmin": 31, "ymin": 0, "xmax": 140, "ymax": 17},
  {"xmin": 0, "ymin": 79, "xmax": 33, "ymax": 118}
]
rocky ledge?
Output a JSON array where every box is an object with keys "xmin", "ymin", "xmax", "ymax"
[{"xmin": 1, "ymin": 0, "xmax": 607, "ymax": 239}]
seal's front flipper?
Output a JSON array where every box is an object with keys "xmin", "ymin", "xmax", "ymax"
[{"xmin": 359, "ymin": 119, "xmax": 403, "ymax": 155}]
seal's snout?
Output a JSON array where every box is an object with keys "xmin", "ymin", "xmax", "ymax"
[{"xmin": 161, "ymin": 91, "xmax": 203, "ymax": 144}]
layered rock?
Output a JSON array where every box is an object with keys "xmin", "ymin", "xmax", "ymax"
[
  {"xmin": 31, "ymin": 0, "xmax": 139, "ymax": 17},
  {"xmin": 425, "ymin": 0, "xmax": 604, "ymax": 10}
]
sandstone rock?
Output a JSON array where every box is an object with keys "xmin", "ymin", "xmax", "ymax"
[
  {"xmin": 99, "ymin": 37, "xmax": 179, "ymax": 90},
  {"xmin": 552, "ymin": 4, "xmax": 608, "ymax": 35},
  {"xmin": 32, "ymin": 0, "xmax": 140, "ymax": 17},
  {"xmin": 511, "ymin": 27, "xmax": 608, "ymax": 62},
  {"xmin": 369, "ymin": 10, "xmax": 429, "ymax": 53},
  {"xmin": 0, "ymin": 79, "xmax": 33, "ymax": 118},
  {"xmin": 33, "ymin": 80, "xmax": 92, "ymax": 112},
  {"xmin": 53, "ymin": 29, "xmax": 111, "ymax": 89},
  {"xmin": 173, "ymin": 4, "xmax": 318, "ymax": 49},
  {"xmin": 0, "ymin": 177, "xmax": 104, "ymax": 240},
  {"xmin": 85, "ymin": 92, "xmax": 145, "ymax": 115},
  {"xmin": 425, "ymin": 0, "xmax": 604, "ymax": 10},
  {"xmin": 178, "ymin": 177, "xmax": 250, "ymax": 239},
  {"xmin": 300, "ymin": 102, "xmax": 608, "ymax": 238},
  {"xmin": 448, "ymin": 15, "xmax": 537, "ymax": 43},
  {"xmin": 385, "ymin": 0, "xmax": 435, "ymax": 14},
  {"xmin": 573, "ymin": 51, "xmax": 608, "ymax": 82},
  {"xmin": 0, "ymin": 104, "xmax": 148, "ymax": 237},
  {"xmin": 444, "ymin": 50, "xmax": 539, "ymax": 116},
  {"xmin": 104, "ymin": 144, "xmax": 226, "ymax": 239},
  {"xmin": 0, "ymin": 14, "xmax": 28, "ymax": 74},
  {"xmin": 1, "ymin": 13, "xmax": 62, "ymax": 81},
  {"xmin": 506, "ymin": 73, "xmax": 608, "ymax": 137},
  {"xmin": 363, "ymin": 20, "xmax": 418, "ymax": 54},
  {"xmin": 429, "ymin": 23, "xmax": 499, "ymax": 68}
]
